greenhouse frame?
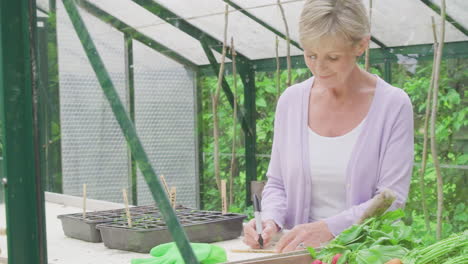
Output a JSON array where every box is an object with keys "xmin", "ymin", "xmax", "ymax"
[{"xmin": 0, "ymin": 0, "xmax": 467, "ymax": 263}]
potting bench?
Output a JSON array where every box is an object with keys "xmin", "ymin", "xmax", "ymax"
[{"xmin": 0, "ymin": 192, "xmax": 311, "ymax": 264}]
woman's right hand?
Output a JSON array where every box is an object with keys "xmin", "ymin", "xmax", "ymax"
[{"xmin": 243, "ymin": 219, "xmax": 279, "ymax": 248}]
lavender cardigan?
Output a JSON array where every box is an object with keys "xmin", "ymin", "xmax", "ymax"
[{"xmin": 261, "ymin": 76, "xmax": 414, "ymax": 236}]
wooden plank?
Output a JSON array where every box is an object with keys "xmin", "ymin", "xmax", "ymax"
[{"xmin": 226, "ymin": 250, "xmax": 312, "ymax": 264}]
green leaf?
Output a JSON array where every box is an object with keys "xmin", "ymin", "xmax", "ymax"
[
  {"xmin": 380, "ymin": 209, "xmax": 405, "ymax": 223},
  {"xmin": 334, "ymin": 224, "xmax": 367, "ymax": 245},
  {"xmin": 355, "ymin": 245, "xmax": 409, "ymax": 264},
  {"xmin": 306, "ymin": 246, "xmax": 317, "ymax": 259},
  {"xmin": 256, "ymin": 97, "xmax": 267, "ymax": 108}
]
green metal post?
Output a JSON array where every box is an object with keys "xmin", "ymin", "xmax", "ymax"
[
  {"xmin": 124, "ymin": 33, "xmax": 138, "ymax": 205},
  {"xmin": 62, "ymin": 1, "xmax": 198, "ymax": 262},
  {"xmin": 0, "ymin": 0, "xmax": 48, "ymax": 263},
  {"xmin": 236, "ymin": 59, "xmax": 257, "ymax": 206},
  {"xmin": 384, "ymin": 49, "xmax": 392, "ymax": 84},
  {"xmin": 196, "ymin": 70, "xmax": 205, "ymax": 209},
  {"xmin": 37, "ymin": 18, "xmax": 50, "ymax": 194},
  {"xmin": 46, "ymin": 0, "xmax": 63, "ymax": 193}
]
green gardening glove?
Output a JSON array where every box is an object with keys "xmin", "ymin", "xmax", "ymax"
[{"xmin": 131, "ymin": 242, "xmax": 227, "ymax": 264}]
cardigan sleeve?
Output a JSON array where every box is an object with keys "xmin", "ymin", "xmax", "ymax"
[
  {"xmin": 324, "ymin": 93, "xmax": 414, "ymax": 236},
  {"xmin": 260, "ymin": 97, "xmax": 288, "ymax": 229}
]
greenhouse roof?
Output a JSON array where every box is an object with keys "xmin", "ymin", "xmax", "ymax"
[{"xmin": 36, "ymin": 0, "xmax": 468, "ymax": 67}]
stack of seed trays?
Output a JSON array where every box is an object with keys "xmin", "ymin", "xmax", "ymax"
[
  {"xmin": 96, "ymin": 208, "xmax": 247, "ymax": 253},
  {"xmin": 57, "ymin": 205, "xmax": 178, "ymax": 242}
]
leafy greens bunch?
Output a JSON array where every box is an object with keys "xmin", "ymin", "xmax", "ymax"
[{"xmin": 308, "ymin": 209, "xmax": 419, "ymax": 264}]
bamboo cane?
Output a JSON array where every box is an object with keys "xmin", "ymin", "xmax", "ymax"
[
  {"xmin": 430, "ymin": 0, "xmax": 446, "ymax": 240},
  {"xmin": 419, "ymin": 16, "xmax": 438, "ymax": 233},
  {"xmin": 170, "ymin": 187, "xmax": 177, "ymax": 209},
  {"xmin": 213, "ymin": 4, "xmax": 229, "ymax": 192},
  {"xmin": 277, "ymin": 0, "xmax": 291, "ymax": 87},
  {"xmin": 229, "ymin": 37, "xmax": 238, "ymax": 208},
  {"xmin": 160, "ymin": 174, "xmax": 170, "ymax": 197},
  {"xmin": 364, "ymin": 0, "xmax": 372, "ymax": 71},
  {"xmin": 275, "ymin": 36, "xmax": 281, "ymax": 102}
]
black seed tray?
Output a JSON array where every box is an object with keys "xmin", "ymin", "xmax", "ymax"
[
  {"xmin": 57, "ymin": 205, "xmax": 185, "ymax": 242},
  {"xmin": 96, "ymin": 209, "xmax": 247, "ymax": 253}
]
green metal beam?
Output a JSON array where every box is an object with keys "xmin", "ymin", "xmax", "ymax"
[
  {"xmin": 62, "ymin": 0, "xmax": 198, "ymax": 263},
  {"xmin": 384, "ymin": 56, "xmax": 392, "ymax": 84},
  {"xmin": 32, "ymin": 15, "xmax": 49, "ymax": 264},
  {"xmin": 200, "ymin": 41, "xmax": 468, "ymax": 74},
  {"xmin": 222, "ymin": 0, "xmax": 302, "ymax": 50},
  {"xmin": 46, "ymin": 0, "xmax": 63, "ymax": 193},
  {"xmin": 420, "ymin": 0, "xmax": 468, "ymax": 36},
  {"xmin": 371, "ymin": 37, "xmax": 387, "ymax": 49},
  {"xmin": 235, "ymin": 58, "xmax": 257, "ymax": 206},
  {"xmin": 195, "ymin": 71, "xmax": 205, "ymax": 209},
  {"xmin": 37, "ymin": 19, "xmax": 51, "ymax": 194},
  {"xmin": 371, "ymin": 41, "xmax": 468, "ymax": 62},
  {"xmin": 37, "ymin": 6, "xmax": 49, "ymax": 16},
  {"xmin": 124, "ymin": 33, "xmax": 138, "ymax": 205},
  {"xmin": 0, "ymin": 0, "xmax": 48, "ymax": 263},
  {"xmin": 77, "ymin": 0, "xmax": 197, "ymax": 70},
  {"xmin": 133, "ymin": 0, "xmax": 251, "ymax": 62},
  {"xmin": 36, "ymin": 21, "xmax": 52, "ymax": 264}
]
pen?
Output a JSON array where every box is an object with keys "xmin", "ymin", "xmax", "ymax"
[{"xmin": 253, "ymin": 194, "xmax": 264, "ymax": 248}]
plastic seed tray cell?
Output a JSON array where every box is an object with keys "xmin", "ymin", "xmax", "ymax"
[
  {"xmin": 57, "ymin": 205, "xmax": 163, "ymax": 242},
  {"xmin": 96, "ymin": 208, "xmax": 246, "ymax": 253}
]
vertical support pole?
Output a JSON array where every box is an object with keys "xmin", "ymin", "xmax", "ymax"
[
  {"xmin": 62, "ymin": 1, "xmax": 198, "ymax": 262},
  {"xmin": 46, "ymin": 0, "xmax": 63, "ymax": 193},
  {"xmin": 384, "ymin": 50, "xmax": 392, "ymax": 84},
  {"xmin": 124, "ymin": 33, "xmax": 137, "ymax": 205},
  {"xmin": 0, "ymin": 0, "xmax": 48, "ymax": 263},
  {"xmin": 237, "ymin": 59, "xmax": 257, "ymax": 206},
  {"xmin": 37, "ymin": 18, "xmax": 50, "ymax": 194},
  {"xmin": 196, "ymin": 70, "xmax": 205, "ymax": 209}
]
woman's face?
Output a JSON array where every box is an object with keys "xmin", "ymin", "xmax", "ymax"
[{"xmin": 303, "ymin": 36, "xmax": 367, "ymax": 88}]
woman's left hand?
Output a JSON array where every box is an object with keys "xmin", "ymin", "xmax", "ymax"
[{"xmin": 275, "ymin": 221, "xmax": 334, "ymax": 253}]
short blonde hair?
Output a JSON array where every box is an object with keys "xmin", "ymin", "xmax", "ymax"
[{"xmin": 299, "ymin": 0, "xmax": 370, "ymax": 47}]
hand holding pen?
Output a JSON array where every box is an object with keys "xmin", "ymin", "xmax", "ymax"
[{"xmin": 242, "ymin": 194, "xmax": 279, "ymax": 248}]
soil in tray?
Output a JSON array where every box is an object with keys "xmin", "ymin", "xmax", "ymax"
[{"xmin": 96, "ymin": 209, "xmax": 247, "ymax": 253}]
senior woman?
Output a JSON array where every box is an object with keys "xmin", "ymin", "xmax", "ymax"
[{"xmin": 243, "ymin": 0, "xmax": 414, "ymax": 253}]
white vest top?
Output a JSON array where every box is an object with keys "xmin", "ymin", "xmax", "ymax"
[{"xmin": 308, "ymin": 119, "xmax": 365, "ymax": 222}]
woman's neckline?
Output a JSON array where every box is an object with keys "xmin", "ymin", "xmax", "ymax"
[{"xmin": 306, "ymin": 75, "xmax": 380, "ymax": 139}]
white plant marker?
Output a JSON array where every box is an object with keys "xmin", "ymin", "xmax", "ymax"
[
  {"xmin": 221, "ymin": 180, "xmax": 227, "ymax": 214},
  {"xmin": 170, "ymin": 187, "xmax": 177, "ymax": 209},
  {"xmin": 122, "ymin": 188, "xmax": 132, "ymax": 228},
  {"xmin": 160, "ymin": 174, "xmax": 170, "ymax": 197},
  {"xmin": 83, "ymin": 183, "xmax": 87, "ymax": 219}
]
